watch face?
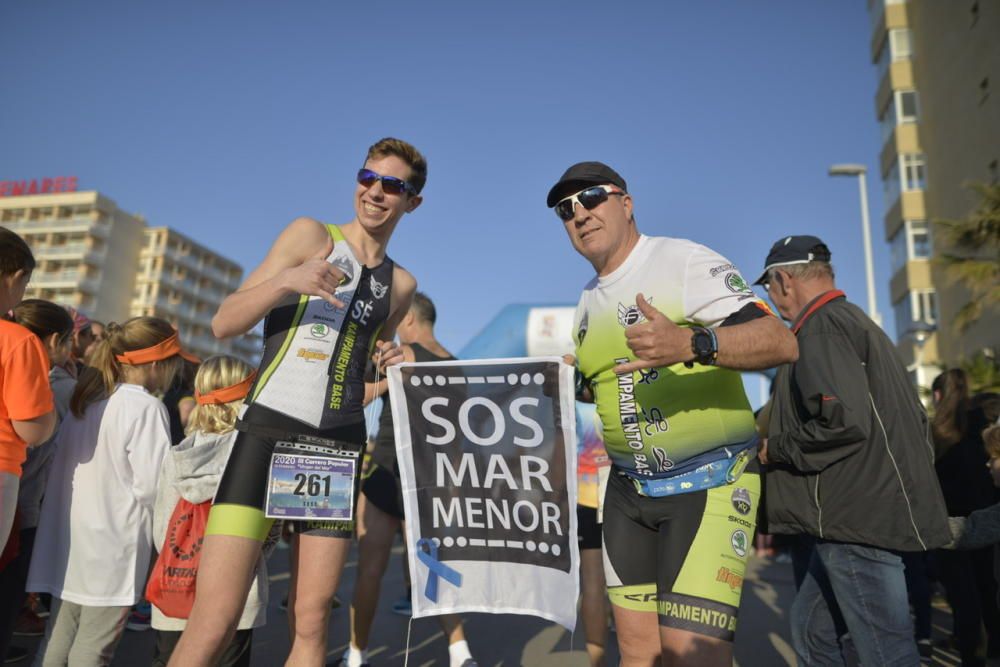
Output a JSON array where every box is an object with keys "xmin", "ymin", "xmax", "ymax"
[{"xmin": 692, "ymin": 329, "xmax": 716, "ymax": 360}]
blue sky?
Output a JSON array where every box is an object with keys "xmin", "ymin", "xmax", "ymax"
[{"xmin": 0, "ymin": 1, "xmax": 890, "ymax": 354}]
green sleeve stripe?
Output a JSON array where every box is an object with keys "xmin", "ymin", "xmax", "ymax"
[
  {"xmin": 325, "ymin": 223, "xmax": 345, "ymax": 242},
  {"xmin": 205, "ymin": 503, "xmax": 274, "ymax": 541}
]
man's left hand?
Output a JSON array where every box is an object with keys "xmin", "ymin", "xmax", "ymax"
[
  {"xmin": 758, "ymin": 438, "xmax": 769, "ymax": 465},
  {"xmin": 614, "ymin": 294, "xmax": 694, "ymax": 375}
]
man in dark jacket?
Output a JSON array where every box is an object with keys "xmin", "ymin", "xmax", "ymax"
[{"xmin": 755, "ymin": 235, "xmax": 950, "ymax": 666}]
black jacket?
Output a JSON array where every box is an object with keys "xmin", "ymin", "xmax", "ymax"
[{"xmin": 764, "ymin": 291, "xmax": 950, "ymax": 551}]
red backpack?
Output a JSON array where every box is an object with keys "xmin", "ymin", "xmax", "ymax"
[{"xmin": 145, "ymin": 499, "xmax": 210, "ymax": 618}]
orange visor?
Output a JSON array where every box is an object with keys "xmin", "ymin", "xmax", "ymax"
[
  {"xmin": 195, "ymin": 371, "xmax": 257, "ymax": 405},
  {"xmin": 115, "ymin": 332, "xmax": 200, "ymax": 365}
]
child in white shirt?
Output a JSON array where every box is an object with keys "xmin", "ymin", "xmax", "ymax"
[{"xmin": 27, "ymin": 317, "xmax": 197, "ymax": 667}]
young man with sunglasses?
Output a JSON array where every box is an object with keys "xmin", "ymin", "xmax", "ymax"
[
  {"xmin": 547, "ymin": 162, "xmax": 797, "ymax": 666},
  {"xmin": 168, "ymin": 138, "xmax": 424, "ymax": 667}
]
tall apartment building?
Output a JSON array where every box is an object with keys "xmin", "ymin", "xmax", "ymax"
[
  {"xmin": 132, "ymin": 227, "xmax": 259, "ymax": 362},
  {"xmin": 0, "ymin": 186, "xmax": 261, "ymax": 362},
  {"xmin": 867, "ymin": 0, "xmax": 999, "ymax": 387}
]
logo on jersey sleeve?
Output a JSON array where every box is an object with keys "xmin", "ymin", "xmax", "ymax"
[
  {"xmin": 731, "ymin": 487, "xmax": 752, "ymax": 516},
  {"xmin": 724, "ymin": 273, "xmax": 752, "ymax": 295},
  {"xmin": 577, "ymin": 311, "xmax": 589, "ymax": 344},
  {"xmin": 617, "ymin": 298, "xmax": 652, "ymax": 327},
  {"xmin": 369, "ymin": 276, "xmax": 388, "ymax": 300}
]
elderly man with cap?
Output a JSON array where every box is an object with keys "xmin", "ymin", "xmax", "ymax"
[
  {"xmin": 548, "ymin": 161, "xmax": 797, "ymax": 666},
  {"xmin": 755, "ymin": 235, "xmax": 949, "ymax": 666}
]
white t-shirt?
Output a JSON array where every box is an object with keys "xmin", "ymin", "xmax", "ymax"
[{"xmin": 27, "ymin": 383, "xmax": 171, "ymax": 606}]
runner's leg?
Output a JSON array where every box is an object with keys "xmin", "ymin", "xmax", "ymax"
[
  {"xmin": 286, "ymin": 532, "xmax": 351, "ymax": 667},
  {"xmin": 659, "ymin": 626, "xmax": 730, "ymax": 667},
  {"xmin": 580, "ymin": 547, "xmax": 608, "ymax": 667},
  {"xmin": 612, "ymin": 606, "xmax": 661, "ymax": 666},
  {"xmin": 165, "ymin": 534, "xmax": 262, "ymax": 667},
  {"xmin": 351, "ymin": 495, "xmax": 400, "ymax": 651}
]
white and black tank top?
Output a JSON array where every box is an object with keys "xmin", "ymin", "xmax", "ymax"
[{"xmin": 240, "ymin": 224, "xmax": 394, "ymax": 433}]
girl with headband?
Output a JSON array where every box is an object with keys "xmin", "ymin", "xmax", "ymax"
[
  {"xmin": 26, "ymin": 317, "xmax": 197, "ymax": 666},
  {"xmin": 150, "ymin": 355, "xmax": 276, "ymax": 667}
]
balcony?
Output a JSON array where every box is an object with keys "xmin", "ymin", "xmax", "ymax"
[
  {"xmin": 30, "ymin": 269, "xmax": 81, "ymax": 287},
  {"xmin": 3, "ymin": 217, "xmax": 111, "ymax": 239}
]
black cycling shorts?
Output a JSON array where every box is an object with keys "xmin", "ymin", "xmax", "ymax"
[
  {"xmin": 361, "ymin": 462, "xmax": 405, "ymax": 521},
  {"xmin": 602, "ymin": 461, "xmax": 761, "ymax": 642},
  {"xmin": 208, "ymin": 407, "xmax": 366, "ymax": 540}
]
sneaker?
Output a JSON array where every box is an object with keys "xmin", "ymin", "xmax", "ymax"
[
  {"xmin": 125, "ymin": 601, "xmax": 151, "ymax": 632},
  {"xmin": 391, "ymin": 592, "xmax": 412, "ymax": 616},
  {"xmin": 4, "ymin": 647, "xmax": 29, "ymax": 664},
  {"xmin": 12, "ymin": 608, "xmax": 45, "ymax": 637},
  {"xmin": 917, "ymin": 638, "xmax": 933, "ymax": 658}
]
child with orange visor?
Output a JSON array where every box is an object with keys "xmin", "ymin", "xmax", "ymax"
[
  {"xmin": 148, "ymin": 355, "xmax": 280, "ymax": 667},
  {"xmin": 26, "ymin": 317, "xmax": 197, "ymax": 667}
]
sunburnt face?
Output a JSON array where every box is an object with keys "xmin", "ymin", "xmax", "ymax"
[
  {"xmin": 560, "ymin": 185, "xmax": 634, "ymax": 274},
  {"xmin": 354, "ymin": 154, "xmax": 421, "ymax": 234}
]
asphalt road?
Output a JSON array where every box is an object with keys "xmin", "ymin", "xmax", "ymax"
[{"xmin": 13, "ymin": 544, "xmax": 967, "ymax": 666}]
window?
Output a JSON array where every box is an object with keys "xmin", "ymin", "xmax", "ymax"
[
  {"xmin": 886, "ymin": 153, "xmax": 927, "ymax": 205},
  {"xmin": 876, "ymin": 28, "xmax": 914, "ymax": 80},
  {"xmin": 889, "ymin": 220, "xmax": 931, "ymax": 273},
  {"xmin": 893, "ymin": 289, "xmax": 937, "ymax": 339},
  {"xmin": 879, "ymin": 90, "xmax": 920, "ymax": 142},
  {"xmin": 902, "ymin": 153, "xmax": 926, "ymax": 191}
]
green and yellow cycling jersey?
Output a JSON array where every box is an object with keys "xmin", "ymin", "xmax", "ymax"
[{"xmin": 574, "ymin": 235, "xmax": 765, "ymax": 476}]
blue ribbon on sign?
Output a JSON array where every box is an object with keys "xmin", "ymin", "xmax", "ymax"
[{"xmin": 416, "ymin": 538, "xmax": 462, "ymax": 603}]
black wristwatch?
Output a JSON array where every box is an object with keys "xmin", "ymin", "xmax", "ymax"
[{"xmin": 686, "ymin": 325, "xmax": 718, "ymax": 367}]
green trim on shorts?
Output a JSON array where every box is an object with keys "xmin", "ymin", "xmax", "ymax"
[
  {"xmin": 608, "ymin": 583, "xmax": 658, "ymax": 612},
  {"xmin": 205, "ymin": 503, "xmax": 274, "ymax": 541}
]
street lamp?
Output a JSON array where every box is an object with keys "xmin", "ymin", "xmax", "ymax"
[{"xmin": 829, "ymin": 164, "xmax": 881, "ymax": 327}]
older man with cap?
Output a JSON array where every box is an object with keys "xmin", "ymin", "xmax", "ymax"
[
  {"xmin": 548, "ymin": 161, "xmax": 797, "ymax": 667},
  {"xmin": 755, "ymin": 235, "xmax": 950, "ymax": 666}
]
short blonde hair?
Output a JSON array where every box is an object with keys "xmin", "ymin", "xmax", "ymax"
[{"xmin": 186, "ymin": 355, "xmax": 255, "ymax": 435}]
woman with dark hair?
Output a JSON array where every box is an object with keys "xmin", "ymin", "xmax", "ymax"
[{"xmin": 933, "ymin": 369, "xmax": 1000, "ymax": 666}]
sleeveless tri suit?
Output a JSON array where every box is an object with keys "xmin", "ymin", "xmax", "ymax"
[{"xmin": 208, "ymin": 224, "xmax": 394, "ymax": 540}]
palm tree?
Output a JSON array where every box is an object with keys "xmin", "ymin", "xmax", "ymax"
[
  {"xmin": 933, "ymin": 182, "xmax": 1000, "ymax": 332},
  {"xmin": 961, "ymin": 350, "xmax": 1000, "ymax": 394}
]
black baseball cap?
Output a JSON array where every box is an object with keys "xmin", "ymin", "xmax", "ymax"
[
  {"xmin": 754, "ymin": 235, "xmax": 832, "ymax": 285},
  {"xmin": 546, "ymin": 161, "xmax": 628, "ymax": 208}
]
